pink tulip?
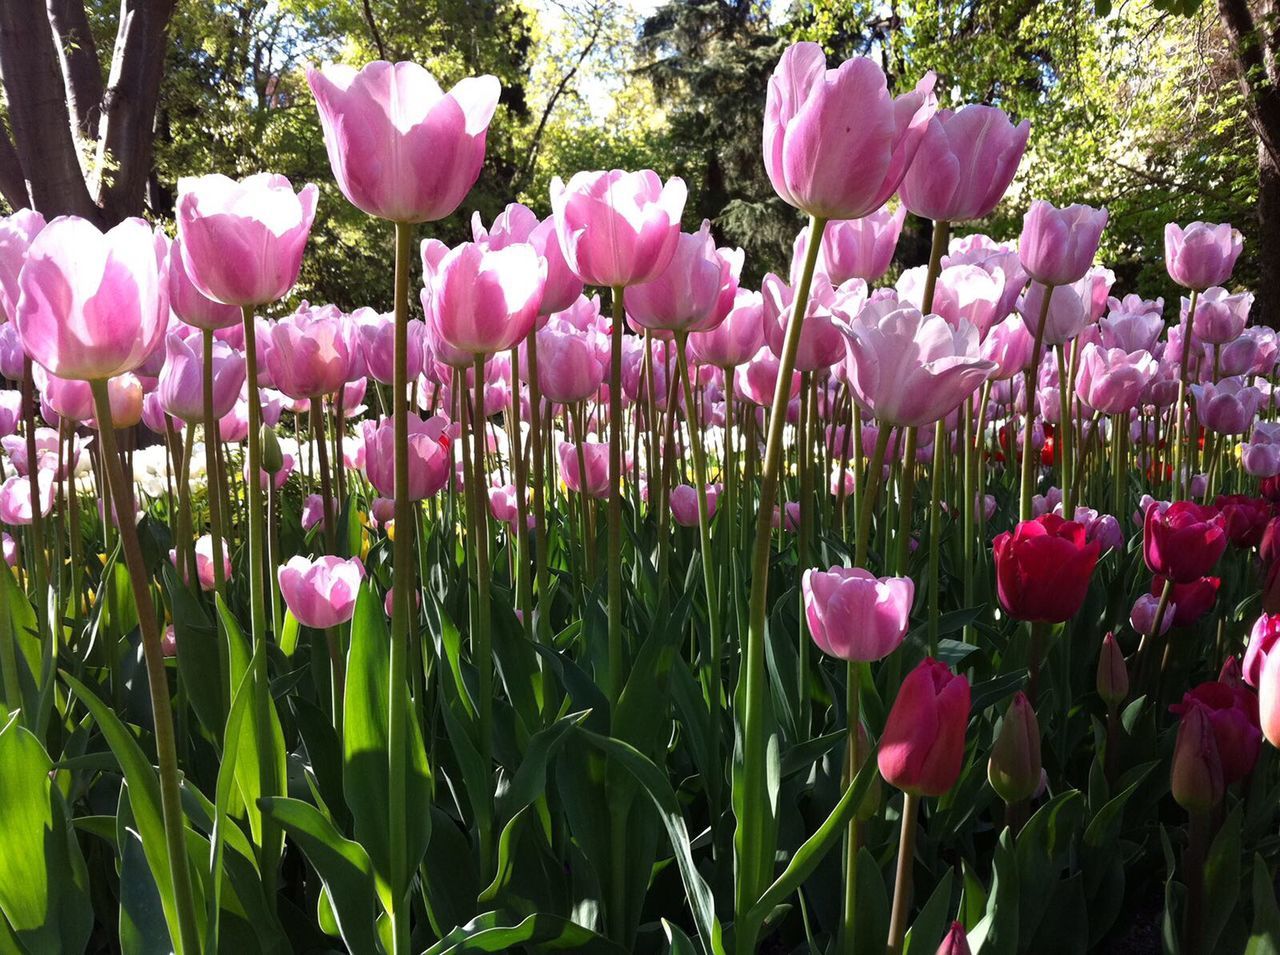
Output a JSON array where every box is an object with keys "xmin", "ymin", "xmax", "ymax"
[
  {"xmin": 1074, "ymin": 343, "xmax": 1157, "ymax": 415},
  {"xmin": 176, "ymin": 173, "xmax": 318, "ymax": 307},
  {"xmin": 0, "ymin": 391, "xmax": 19, "ymax": 439},
  {"xmin": 802, "ymin": 566, "xmax": 913, "ymax": 661},
  {"xmin": 100, "ymin": 373, "xmax": 144, "ymax": 429},
  {"xmin": 878, "ymin": 657, "xmax": 970, "ymax": 796},
  {"xmin": 14, "ymin": 216, "xmax": 168, "ymax": 382},
  {"xmin": 899, "ymin": 105, "xmax": 1030, "ymax": 222},
  {"xmin": 841, "ymin": 304, "xmax": 994, "ymax": 428},
  {"xmin": 1100, "ymin": 306, "xmax": 1164, "ymax": 353},
  {"xmin": 1259, "ymin": 647, "xmax": 1280, "ymax": 749},
  {"xmin": 980, "ymin": 314, "xmax": 1034, "ymax": 380},
  {"xmin": 488, "ymin": 484, "xmax": 534, "ymax": 529},
  {"xmin": 626, "ymin": 221, "xmax": 739, "ymax": 334},
  {"xmin": 557, "ymin": 440, "xmax": 612, "ymax": 498},
  {"xmin": 0, "ymin": 324, "xmax": 24, "ymax": 381},
  {"xmin": 0, "ymin": 471, "xmax": 54, "ymax": 524},
  {"xmin": 267, "ymin": 306, "xmax": 354, "ymax": 399},
  {"xmin": 763, "ymin": 42, "xmax": 935, "ymax": 220},
  {"xmin": 474, "ymin": 204, "xmax": 584, "ymax": 315},
  {"xmin": 168, "ymin": 235, "xmax": 241, "ymax": 331},
  {"xmin": 360, "ymin": 413, "xmax": 451, "ymax": 500},
  {"xmin": 1222, "ymin": 326, "xmax": 1274, "ymax": 377},
  {"xmin": 550, "ymin": 169, "xmax": 687, "ymax": 288},
  {"xmin": 670, "ymin": 483, "xmax": 720, "ymax": 527},
  {"xmin": 792, "ymin": 205, "xmax": 906, "ymax": 284},
  {"xmin": 308, "ymin": 61, "xmax": 499, "ymax": 223},
  {"xmin": 356, "ymin": 308, "xmax": 427, "ymax": 385},
  {"xmin": 244, "ymin": 451, "xmax": 294, "ymax": 491},
  {"xmin": 278, "ymin": 555, "xmax": 366, "ymax": 630},
  {"xmin": 936, "ymin": 922, "xmax": 973, "ymax": 955},
  {"xmin": 1165, "ymin": 221, "xmax": 1244, "ymax": 290},
  {"xmin": 763, "ymin": 273, "xmax": 859, "ymax": 373},
  {"xmin": 0, "ymin": 208, "xmax": 46, "ymax": 322},
  {"xmin": 1190, "ymin": 377, "xmax": 1263, "ymax": 435},
  {"xmin": 158, "ymin": 332, "xmax": 245, "ymax": 422},
  {"xmin": 1018, "ymin": 200, "xmax": 1107, "ymax": 287},
  {"xmin": 899, "ymin": 263, "xmax": 1006, "ymax": 335},
  {"xmin": 1191, "ymin": 287, "xmax": 1253, "ymax": 345},
  {"xmin": 689, "ymin": 289, "xmax": 766, "ymax": 368},
  {"xmin": 170, "ymin": 534, "xmax": 232, "ymax": 592},
  {"xmin": 425, "ymin": 242, "xmax": 545, "ymax": 360},
  {"xmin": 735, "ymin": 345, "xmax": 801, "ymax": 407},
  {"xmin": 535, "ymin": 320, "xmax": 607, "ymax": 404},
  {"xmin": 2, "ymin": 532, "xmax": 15, "ymax": 567}
]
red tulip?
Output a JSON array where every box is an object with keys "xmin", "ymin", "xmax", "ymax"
[
  {"xmin": 1150, "ymin": 576, "xmax": 1219, "ymax": 628},
  {"xmin": 1170, "ymin": 681, "xmax": 1261, "ymax": 784},
  {"xmin": 878, "ymin": 657, "xmax": 970, "ymax": 796},
  {"xmin": 1143, "ymin": 500, "xmax": 1226, "ymax": 584},
  {"xmin": 1214, "ymin": 494, "xmax": 1271, "ymax": 548},
  {"xmin": 992, "ymin": 514, "xmax": 1101, "ymax": 623}
]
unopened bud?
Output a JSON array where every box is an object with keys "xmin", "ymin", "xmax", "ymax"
[
  {"xmin": 1096, "ymin": 632, "xmax": 1129, "ymax": 708},
  {"xmin": 988, "ymin": 691, "xmax": 1041, "ymax": 805},
  {"xmin": 1171, "ymin": 706, "xmax": 1224, "ymax": 813},
  {"xmin": 260, "ymin": 425, "xmax": 284, "ymax": 474}
]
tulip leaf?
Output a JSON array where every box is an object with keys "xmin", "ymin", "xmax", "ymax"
[
  {"xmin": 903, "ymin": 868, "xmax": 955, "ymax": 955},
  {"xmin": 162, "ymin": 566, "xmax": 224, "ymax": 739},
  {"xmin": 576, "ymin": 727, "xmax": 724, "ymax": 955},
  {"xmin": 1246, "ymin": 853, "xmax": 1280, "ymax": 954},
  {"xmin": 0, "ymin": 713, "xmax": 92, "ymax": 954},
  {"xmin": 258, "ymin": 797, "xmax": 380, "ymax": 955},
  {"xmin": 1203, "ymin": 805, "xmax": 1243, "ymax": 953},
  {"xmin": 422, "ymin": 911, "xmax": 626, "ymax": 954},
  {"xmin": 969, "ymin": 828, "xmax": 1018, "ymax": 955}
]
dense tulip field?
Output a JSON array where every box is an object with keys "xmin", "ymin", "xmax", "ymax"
[{"xmin": 2, "ymin": 41, "xmax": 1280, "ymax": 955}]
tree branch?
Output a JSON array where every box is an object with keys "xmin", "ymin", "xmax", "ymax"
[
  {"xmin": 0, "ymin": 121, "xmax": 31, "ymax": 210},
  {"xmin": 45, "ymin": 0, "xmax": 104, "ymax": 143},
  {"xmin": 1217, "ymin": 0, "xmax": 1280, "ymax": 168},
  {"xmin": 360, "ymin": 0, "xmax": 387, "ymax": 60},
  {"xmin": 0, "ymin": 0, "xmax": 98, "ymax": 219},
  {"xmin": 93, "ymin": 0, "xmax": 176, "ymax": 221}
]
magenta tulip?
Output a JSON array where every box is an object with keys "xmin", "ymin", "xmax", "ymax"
[
  {"xmin": 763, "ymin": 42, "xmax": 935, "ymax": 220},
  {"xmin": 176, "ymin": 173, "xmax": 318, "ymax": 306},
  {"xmin": 308, "ymin": 60, "xmax": 500, "ymax": 223},
  {"xmin": 878, "ymin": 657, "xmax": 970, "ymax": 796},
  {"xmin": 1143, "ymin": 500, "xmax": 1227, "ymax": 583}
]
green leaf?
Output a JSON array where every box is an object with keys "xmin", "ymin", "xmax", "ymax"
[
  {"xmin": 495, "ymin": 710, "xmax": 588, "ymax": 826},
  {"xmin": 576, "ymin": 728, "xmax": 724, "ymax": 955},
  {"xmin": 118, "ymin": 795, "xmax": 172, "ymax": 955},
  {"xmin": 422, "ymin": 911, "xmax": 626, "ymax": 954},
  {"xmin": 163, "ymin": 566, "xmax": 224, "ymax": 740},
  {"xmin": 969, "ymin": 829, "xmax": 1018, "ymax": 955},
  {"xmin": 278, "ymin": 610, "xmax": 301, "ymax": 658},
  {"xmin": 1246, "ymin": 853, "xmax": 1280, "ymax": 955},
  {"xmin": 904, "ymin": 868, "xmax": 955, "ymax": 955},
  {"xmin": 258, "ymin": 797, "xmax": 380, "ymax": 954},
  {"xmin": 1084, "ymin": 762, "xmax": 1157, "ymax": 848},
  {"xmin": 0, "ymin": 713, "xmax": 92, "ymax": 953},
  {"xmin": 1203, "ymin": 805, "xmax": 1243, "ymax": 953}
]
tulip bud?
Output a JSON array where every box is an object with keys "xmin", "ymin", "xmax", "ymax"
[
  {"xmin": 988, "ymin": 692, "xmax": 1041, "ymax": 805},
  {"xmin": 936, "ymin": 922, "xmax": 973, "ymax": 955},
  {"xmin": 1171, "ymin": 706, "xmax": 1224, "ymax": 813},
  {"xmin": 260, "ymin": 425, "xmax": 284, "ymax": 475},
  {"xmin": 1096, "ymin": 633, "xmax": 1129, "ymax": 708}
]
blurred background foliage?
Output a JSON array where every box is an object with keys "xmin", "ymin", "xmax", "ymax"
[{"xmin": 50, "ymin": 0, "xmax": 1258, "ymax": 311}]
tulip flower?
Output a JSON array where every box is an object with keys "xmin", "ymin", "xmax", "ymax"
[
  {"xmin": 899, "ymin": 105, "xmax": 1030, "ymax": 222},
  {"xmin": 550, "ymin": 169, "xmax": 687, "ymax": 288},
  {"xmin": 1259, "ymin": 648, "xmax": 1280, "ymax": 749},
  {"xmin": 267, "ymin": 306, "xmax": 354, "ymax": 399},
  {"xmin": 1190, "ymin": 377, "xmax": 1263, "ymax": 435},
  {"xmin": 170, "ymin": 535, "xmax": 232, "ymax": 592},
  {"xmin": 898, "ymin": 263, "xmax": 1006, "ymax": 336},
  {"xmin": 936, "ymin": 923, "xmax": 973, "ymax": 955},
  {"xmin": 14, "ymin": 216, "xmax": 169, "ymax": 382},
  {"xmin": 1245, "ymin": 613, "xmax": 1280, "ymax": 688},
  {"xmin": 1164, "ymin": 221, "xmax": 1244, "ymax": 290},
  {"xmin": 1143, "ymin": 501, "xmax": 1227, "ymax": 583},
  {"xmin": 763, "ymin": 272, "xmax": 855, "ymax": 373},
  {"xmin": 1100, "ymin": 306, "xmax": 1164, "ymax": 353},
  {"xmin": 1191, "ymin": 287, "xmax": 1252, "ymax": 344},
  {"xmin": 168, "ymin": 236, "xmax": 241, "ymax": 331},
  {"xmin": 424, "ymin": 241, "xmax": 545, "ymax": 360},
  {"xmin": 557, "ymin": 440, "xmax": 613, "ymax": 499},
  {"xmin": 791, "ymin": 205, "xmax": 906, "ymax": 284},
  {"xmin": 1170, "ymin": 681, "xmax": 1262, "ymax": 784},
  {"xmin": 533, "ymin": 319, "xmax": 607, "ymax": 404},
  {"xmin": 1214, "ymin": 494, "xmax": 1271, "ymax": 548},
  {"xmin": 980, "ymin": 314, "xmax": 1035, "ymax": 380},
  {"xmin": 763, "ymin": 42, "xmax": 936, "ymax": 220},
  {"xmin": 278, "ymin": 555, "xmax": 366, "ymax": 630},
  {"xmin": 308, "ymin": 60, "xmax": 500, "ymax": 223},
  {"xmin": 841, "ymin": 305, "xmax": 994, "ymax": 428},
  {"xmin": 357, "ymin": 309, "xmax": 428, "ymax": 385},
  {"xmin": 802, "ymin": 566, "xmax": 913, "ymax": 662},
  {"xmin": 992, "ymin": 514, "xmax": 1100, "ymax": 623},
  {"xmin": 1074, "ymin": 343, "xmax": 1157, "ymax": 415},
  {"xmin": 1152, "ymin": 576, "xmax": 1220, "ymax": 628},
  {"xmin": 0, "ymin": 471, "xmax": 55, "ymax": 524},
  {"xmin": 988, "ymin": 691, "xmax": 1041, "ymax": 804},
  {"xmin": 1130, "ymin": 593, "xmax": 1175, "ymax": 639},
  {"xmin": 1097, "ymin": 633, "xmax": 1129, "ymax": 708},
  {"xmin": 176, "ymin": 173, "xmax": 318, "ymax": 307},
  {"xmin": 670, "ymin": 483, "xmax": 720, "ymax": 527},
  {"xmin": 0, "ymin": 209, "xmax": 46, "ymax": 324},
  {"xmin": 1018, "ymin": 200, "xmax": 1108, "ymax": 287},
  {"xmin": 626, "ymin": 221, "xmax": 739, "ymax": 334},
  {"xmin": 878, "ymin": 657, "xmax": 970, "ymax": 797},
  {"xmin": 1171, "ymin": 705, "xmax": 1224, "ymax": 812},
  {"xmin": 158, "ymin": 333, "xmax": 245, "ymax": 422},
  {"xmin": 360, "ymin": 414, "xmax": 451, "ymax": 501},
  {"xmin": 474, "ymin": 204, "xmax": 584, "ymax": 315}
]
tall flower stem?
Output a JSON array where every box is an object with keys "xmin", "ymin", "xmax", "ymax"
[
  {"xmin": 20, "ymin": 358, "xmax": 48, "ymax": 641},
  {"xmin": 607, "ymin": 286, "xmax": 627, "ymax": 703},
  {"xmin": 886, "ymin": 792, "xmax": 921, "ymax": 955},
  {"xmin": 387, "ymin": 220, "xmax": 416, "ymax": 952},
  {"xmin": 470, "ymin": 355, "xmax": 496, "ymax": 874},
  {"xmin": 90, "ymin": 379, "xmax": 200, "ymax": 955},
  {"xmin": 508, "ymin": 347, "xmax": 534, "ymax": 636},
  {"xmin": 1058, "ymin": 346, "xmax": 1075, "ymax": 514},
  {"xmin": 1020, "ymin": 287, "xmax": 1054, "ymax": 520},
  {"xmin": 523, "ymin": 331, "xmax": 551, "ymax": 633},
  {"xmin": 735, "ymin": 214, "xmax": 827, "ymax": 950},
  {"xmin": 840, "ymin": 661, "xmax": 867, "ymax": 951},
  {"xmin": 928, "ymin": 419, "xmax": 945, "ymax": 655},
  {"xmin": 1171, "ymin": 289, "xmax": 1200, "ymax": 500}
]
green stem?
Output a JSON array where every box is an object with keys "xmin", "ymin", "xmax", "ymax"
[
  {"xmin": 735, "ymin": 214, "xmax": 827, "ymax": 945},
  {"xmin": 885, "ymin": 792, "xmax": 920, "ymax": 955},
  {"xmin": 1172, "ymin": 289, "xmax": 1199, "ymax": 500},
  {"xmin": 607, "ymin": 286, "xmax": 626, "ymax": 704},
  {"xmin": 1020, "ymin": 285, "xmax": 1054, "ymax": 521},
  {"xmin": 91, "ymin": 379, "xmax": 200, "ymax": 955},
  {"xmin": 841, "ymin": 663, "xmax": 865, "ymax": 951},
  {"xmin": 928, "ymin": 419, "xmax": 945, "ymax": 655},
  {"xmin": 524, "ymin": 330, "xmax": 551, "ymax": 634},
  {"xmin": 471, "ymin": 355, "xmax": 495, "ymax": 876}
]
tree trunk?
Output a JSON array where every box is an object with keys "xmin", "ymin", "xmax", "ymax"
[{"xmin": 1258, "ymin": 137, "xmax": 1280, "ymax": 329}]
